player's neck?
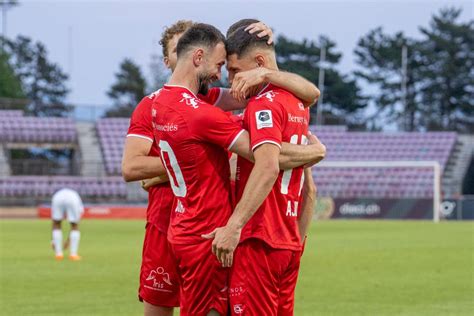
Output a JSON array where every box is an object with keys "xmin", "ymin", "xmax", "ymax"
[{"xmin": 168, "ymin": 65, "xmax": 199, "ymax": 95}]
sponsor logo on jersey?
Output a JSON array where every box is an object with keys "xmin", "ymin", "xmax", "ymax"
[
  {"xmin": 256, "ymin": 90, "xmax": 278, "ymax": 102},
  {"xmin": 155, "ymin": 123, "xmax": 178, "ymax": 132},
  {"xmin": 256, "ymin": 110, "xmax": 273, "ymax": 129},
  {"xmin": 288, "ymin": 113, "xmax": 308, "ymax": 124},
  {"xmin": 180, "ymin": 93, "xmax": 200, "ymax": 108}
]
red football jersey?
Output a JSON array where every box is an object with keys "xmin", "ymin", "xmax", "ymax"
[
  {"xmin": 152, "ymin": 85, "xmax": 244, "ymax": 244},
  {"xmin": 126, "ymin": 87, "xmax": 222, "ymax": 233},
  {"xmin": 127, "ymin": 90, "xmax": 174, "ymax": 233},
  {"xmin": 235, "ymin": 84, "xmax": 309, "ymax": 251}
]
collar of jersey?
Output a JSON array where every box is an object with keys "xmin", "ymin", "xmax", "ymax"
[{"xmin": 163, "ymin": 84, "xmax": 198, "ymax": 98}]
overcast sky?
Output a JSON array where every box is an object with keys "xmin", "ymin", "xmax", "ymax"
[{"xmin": 5, "ymin": 0, "xmax": 473, "ymax": 106}]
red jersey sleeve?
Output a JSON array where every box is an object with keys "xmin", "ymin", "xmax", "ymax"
[
  {"xmin": 127, "ymin": 97, "xmax": 154, "ymax": 142},
  {"xmin": 197, "ymin": 87, "xmax": 222, "ymax": 105},
  {"xmin": 193, "ymin": 106, "xmax": 244, "ymax": 149},
  {"xmin": 246, "ymin": 98, "xmax": 285, "ymax": 151}
]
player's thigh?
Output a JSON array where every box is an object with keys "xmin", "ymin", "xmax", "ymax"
[
  {"xmin": 51, "ymin": 200, "xmax": 65, "ymax": 221},
  {"xmin": 277, "ymin": 250, "xmax": 302, "ymax": 316},
  {"xmin": 139, "ymin": 224, "xmax": 180, "ymax": 308},
  {"xmin": 66, "ymin": 201, "xmax": 83, "ymax": 223},
  {"xmin": 172, "ymin": 240, "xmax": 228, "ymax": 316},
  {"xmin": 229, "ymin": 239, "xmax": 293, "ymax": 316}
]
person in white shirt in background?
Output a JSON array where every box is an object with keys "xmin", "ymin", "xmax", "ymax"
[{"xmin": 50, "ymin": 188, "xmax": 84, "ymax": 261}]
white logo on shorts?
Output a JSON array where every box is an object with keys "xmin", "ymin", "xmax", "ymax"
[
  {"xmin": 146, "ymin": 266, "xmax": 173, "ymax": 288},
  {"xmin": 233, "ymin": 304, "xmax": 244, "ymax": 314}
]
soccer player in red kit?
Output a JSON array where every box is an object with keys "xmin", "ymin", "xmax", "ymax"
[
  {"xmin": 209, "ymin": 19, "xmax": 326, "ymax": 315},
  {"xmin": 122, "ymin": 20, "xmax": 321, "ymax": 316},
  {"xmin": 151, "ymin": 23, "xmax": 324, "ymax": 316}
]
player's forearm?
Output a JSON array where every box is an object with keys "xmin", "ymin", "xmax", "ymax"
[
  {"xmin": 227, "ymin": 162, "xmax": 279, "ymax": 230},
  {"xmin": 216, "ymin": 89, "xmax": 248, "ymax": 111},
  {"xmin": 265, "ymin": 70, "xmax": 320, "ymax": 107},
  {"xmin": 298, "ymin": 168, "xmax": 317, "ymax": 240},
  {"xmin": 122, "ymin": 156, "xmax": 167, "ymax": 182},
  {"xmin": 279, "ymin": 143, "xmax": 326, "ymax": 169}
]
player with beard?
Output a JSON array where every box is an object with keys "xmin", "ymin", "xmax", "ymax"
[
  {"xmin": 122, "ymin": 20, "xmax": 320, "ymax": 316},
  {"xmin": 151, "ymin": 23, "xmax": 325, "ymax": 315}
]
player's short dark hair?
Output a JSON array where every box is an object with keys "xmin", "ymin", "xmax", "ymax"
[
  {"xmin": 176, "ymin": 23, "xmax": 226, "ymax": 58},
  {"xmin": 159, "ymin": 20, "xmax": 194, "ymax": 58},
  {"xmin": 226, "ymin": 18, "xmax": 259, "ymax": 37},
  {"xmin": 226, "ymin": 19, "xmax": 274, "ymax": 58}
]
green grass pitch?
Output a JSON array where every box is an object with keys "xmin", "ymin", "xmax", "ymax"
[{"xmin": 1, "ymin": 219, "xmax": 473, "ymax": 315}]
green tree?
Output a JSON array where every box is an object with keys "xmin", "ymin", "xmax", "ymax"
[
  {"xmin": 0, "ymin": 50, "xmax": 24, "ymax": 100},
  {"xmin": 354, "ymin": 8, "xmax": 473, "ymax": 132},
  {"xmin": 354, "ymin": 28, "xmax": 424, "ymax": 131},
  {"xmin": 105, "ymin": 58, "xmax": 147, "ymax": 117},
  {"xmin": 275, "ymin": 35, "xmax": 367, "ymax": 128},
  {"xmin": 418, "ymin": 8, "xmax": 474, "ymax": 133},
  {"xmin": 3, "ymin": 35, "xmax": 71, "ymax": 117}
]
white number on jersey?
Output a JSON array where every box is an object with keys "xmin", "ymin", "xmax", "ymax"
[
  {"xmin": 158, "ymin": 140, "xmax": 187, "ymax": 197},
  {"xmin": 281, "ymin": 134, "xmax": 307, "ymax": 195}
]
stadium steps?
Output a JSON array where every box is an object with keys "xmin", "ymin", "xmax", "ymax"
[
  {"xmin": 0, "ymin": 144, "xmax": 10, "ymax": 176},
  {"xmin": 76, "ymin": 122, "xmax": 106, "ymax": 177},
  {"xmin": 442, "ymin": 135, "xmax": 474, "ymax": 196}
]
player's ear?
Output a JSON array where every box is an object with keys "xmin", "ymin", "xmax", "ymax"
[
  {"xmin": 163, "ymin": 56, "xmax": 170, "ymax": 69},
  {"xmin": 255, "ymin": 54, "xmax": 265, "ymax": 68},
  {"xmin": 192, "ymin": 48, "xmax": 204, "ymax": 67}
]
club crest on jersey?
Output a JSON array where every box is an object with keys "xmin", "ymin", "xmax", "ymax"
[
  {"xmin": 256, "ymin": 110, "xmax": 273, "ymax": 129},
  {"xmin": 256, "ymin": 90, "xmax": 278, "ymax": 102},
  {"xmin": 180, "ymin": 93, "xmax": 200, "ymax": 109}
]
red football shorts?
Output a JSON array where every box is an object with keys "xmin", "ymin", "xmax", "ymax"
[
  {"xmin": 171, "ymin": 239, "xmax": 229, "ymax": 316},
  {"xmin": 138, "ymin": 223, "xmax": 180, "ymax": 307},
  {"xmin": 229, "ymin": 238, "xmax": 302, "ymax": 316}
]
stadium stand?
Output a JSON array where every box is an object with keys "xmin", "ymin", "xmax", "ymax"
[
  {"xmin": 1, "ymin": 111, "xmax": 472, "ymax": 206},
  {"xmin": 0, "ymin": 113, "xmax": 77, "ymax": 143},
  {"xmin": 0, "ymin": 111, "xmax": 126, "ymax": 204},
  {"xmin": 96, "ymin": 118, "xmax": 129, "ymax": 175},
  {"xmin": 311, "ymin": 126, "xmax": 458, "ymax": 198}
]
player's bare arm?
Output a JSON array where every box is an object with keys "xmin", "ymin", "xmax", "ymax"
[
  {"xmin": 230, "ymin": 68, "xmax": 320, "ymax": 106},
  {"xmin": 226, "ymin": 130, "xmax": 325, "ymax": 169},
  {"xmin": 298, "ymin": 168, "xmax": 317, "ymax": 243},
  {"xmin": 280, "ymin": 133, "xmax": 327, "ymax": 169},
  {"xmin": 121, "ymin": 137, "xmax": 167, "ymax": 182},
  {"xmin": 203, "ymin": 143, "xmax": 280, "ymax": 267}
]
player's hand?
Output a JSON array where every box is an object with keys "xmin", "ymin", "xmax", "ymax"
[
  {"xmin": 245, "ymin": 22, "xmax": 274, "ymax": 45},
  {"xmin": 141, "ymin": 175, "xmax": 170, "ymax": 192},
  {"xmin": 230, "ymin": 68, "xmax": 271, "ymax": 102},
  {"xmin": 202, "ymin": 225, "xmax": 241, "ymax": 267},
  {"xmin": 141, "ymin": 180, "xmax": 150, "ymax": 192},
  {"xmin": 304, "ymin": 132, "xmax": 327, "ymax": 168}
]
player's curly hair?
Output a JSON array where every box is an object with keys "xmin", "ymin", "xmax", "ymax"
[{"xmin": 159, "ymin": 20, "xmax": 194, "ymax": 57}]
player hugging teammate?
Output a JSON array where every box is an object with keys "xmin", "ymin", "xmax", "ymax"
[{"xmin": 122, "ymin": 19, "xmax": 326, "ymax": 316}]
